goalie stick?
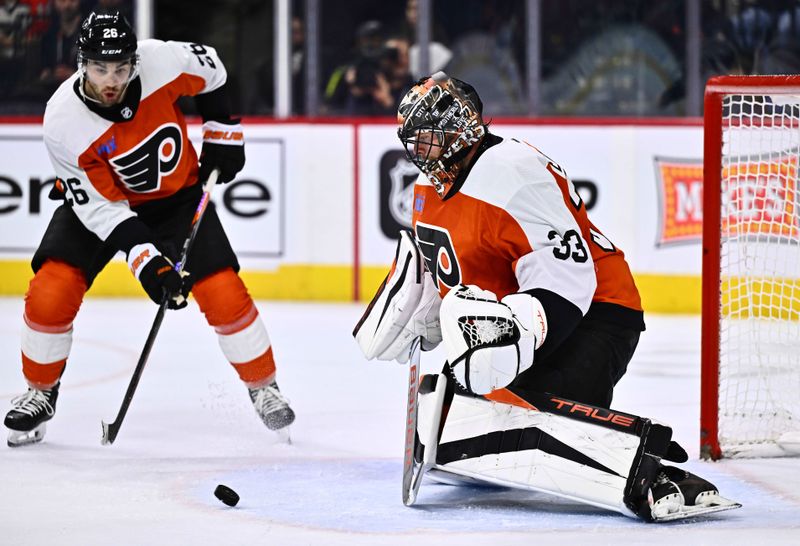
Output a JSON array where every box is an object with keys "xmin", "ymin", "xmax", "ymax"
[
  {"xmin": 402, "ymin": 337, "xmax": 423, "ymax": 505},
  {"xmin": 101, "ymin": 169, "xmax": 219, "ymax": 445},
  {"xmin": 402, "ymin": 337, "xmax": 450, "ymax": 506}
]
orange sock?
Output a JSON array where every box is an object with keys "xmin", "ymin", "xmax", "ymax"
[
  {"xmin": 21, "ymin": 260, "xmax": 86, "ymax": 389},
  {"xmin": 192, "ymin": 268, "xmax": 276, "ymax": 388}
]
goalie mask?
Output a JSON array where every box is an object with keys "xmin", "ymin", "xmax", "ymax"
[{"xmin": 397, "ymin": 72, "xmax": 486, "ymax": 199}]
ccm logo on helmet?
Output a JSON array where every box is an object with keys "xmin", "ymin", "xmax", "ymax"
[{"xmin": 110, "ymin": 123, "xmax": 182, "ymax": 193}]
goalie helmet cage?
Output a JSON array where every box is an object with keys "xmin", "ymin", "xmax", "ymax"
[{"xmin": 702, "ymin": 75, "xmax": 800, "ymax": 460}]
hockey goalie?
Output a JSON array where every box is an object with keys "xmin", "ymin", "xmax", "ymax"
[{"xmin": 353, "ymin": 72, "xmax": 740, "ymax": 522}]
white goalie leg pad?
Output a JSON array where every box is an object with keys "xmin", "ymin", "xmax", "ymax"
[
  {"xmin": 432, "ymin": 393, "xmax": 643, "ymax": 518},
  {"xmin": 416, "ymin": 374, "xmax": 448, "ymax": 467},
  {"xmin": 441, "ymin": 285, "xmax": 546, "ymax": 394},
  {"xmin": 354, "ymin": 231, "xmax": 442, "ymax": 363}
]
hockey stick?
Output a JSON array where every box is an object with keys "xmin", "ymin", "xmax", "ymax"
[
  {"xmin": 101, "ymin": 169, "xmax": 219, "ymax": 445},
  {"xmin": 402, "ymin": 337, "xmax": 423, "ymax": 506}
]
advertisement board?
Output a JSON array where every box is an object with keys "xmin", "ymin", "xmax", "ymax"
[{"xmin": 0, "ymin": 119, "xmax": 718, "ymax": 311}]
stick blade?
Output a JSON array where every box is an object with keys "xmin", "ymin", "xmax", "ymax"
[
  {"xmin": 403, "ymin": 456, "xmax": 427, "ymax": 506},
  {"xmin": 101, "ymin": 420, "xmax": 117, "ymax": 445}
]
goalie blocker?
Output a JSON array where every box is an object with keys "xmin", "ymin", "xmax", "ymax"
[
  {"xmin": 353, "ymin": 230, "xmax": 442, "ymax": 363},
  {"xmin": 410, "ymin": 372, "xmax": 741, "ymax": 522}
]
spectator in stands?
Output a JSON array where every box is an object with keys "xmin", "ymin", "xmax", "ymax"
[
  {"xmin": 0, "ymin": 0, "xmax": 30, "ymax": 58},
  {"xmin": 398, "ymin": 0, "xmax": 453, "ymax": 79},
  {"xmin": 21, "ymin": 0, "xmax": 50, "ymax": 38},
  {"xmin": 0, "ymin": 0, "xmax": 31, "ymax": 97},
  {"xmin": 442, "ymin": 1, "xmax": 526, "ymax": 114},
  {"xmin": 39, "ymin": 0, "xmax": 83, "ymax": 94},
  {"xmin": 345, "ymin": 28, "xmax": 415, "ymax": 115},
  {"xmin": 383, "ymin": 36, "xmax": 415, "ymax": 105},
  {"xmin": 324, "ymin": 20, "xmax": 385, "ymax": 114},
  {"xmin": 324, "ymin": 20, "xmax": 414, "ymax": 116}
]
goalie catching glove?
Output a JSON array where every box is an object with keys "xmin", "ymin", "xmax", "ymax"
[
  {"xmin": 440, "ymin": 284, "xmax": 547, "ymax": 394},
  {"xmin": 353, "ymin": 230, "xmax": 442, "ymax": 363}
]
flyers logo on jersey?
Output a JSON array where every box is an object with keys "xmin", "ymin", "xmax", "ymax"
[
  {"xmin": 415, "ymin": 222, "xmax": 461, "ymax": 289},
  {"xmin": 110, "ymin": 123, "xmax": 182, "ymax": 193}
]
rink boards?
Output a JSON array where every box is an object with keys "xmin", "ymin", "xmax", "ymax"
[{"xmin": 0, "ymin": 119, "xmax": 710, "ymax": 311}]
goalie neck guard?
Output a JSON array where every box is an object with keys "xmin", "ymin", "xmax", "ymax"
[{"xmin": 397, "ymin": 72, "xmax": 486, "ymax": 199}]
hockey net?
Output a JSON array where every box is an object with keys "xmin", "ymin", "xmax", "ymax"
[{"xmin": 702, "ymin": 75, "xmax": 800, "ymax": 459}]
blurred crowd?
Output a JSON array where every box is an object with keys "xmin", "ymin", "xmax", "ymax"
[
  {"xmin": 3, "ymin": 0, "xmax": 800, "ymax": 117},
  {"xmin": 0, "ymin": 0, "xmax": 133, "ymax": 113},
  {"xmin": 314, "ymin": 0, "xmax": 527, "ymax": 116}
]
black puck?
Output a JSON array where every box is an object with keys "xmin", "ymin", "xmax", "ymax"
[{"xmin": 214, "ymin": 484, "xmax": 240, "ymax": 507}]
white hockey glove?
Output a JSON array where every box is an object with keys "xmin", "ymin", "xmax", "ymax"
[
  {"xmin": 353, "ymin": 231, "xmax": 442, "ymax": 363},
  {"xmin": 440, "ymin": 285, "xmax": 548, "ymax": 394}
]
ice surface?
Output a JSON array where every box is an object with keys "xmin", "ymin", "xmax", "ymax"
[{"xmin": 1, "ymin": 298, "xmax": 799, "ymax": 544}]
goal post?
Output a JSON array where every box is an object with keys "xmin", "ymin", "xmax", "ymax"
[{"xmin": 702, "ymin": 75, "xmax": 800, "ymax": 460}]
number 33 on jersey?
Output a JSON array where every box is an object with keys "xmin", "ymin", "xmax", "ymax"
[{"xmin": 411, "ymin": 137, "xmax": 642, "ymax": 316}]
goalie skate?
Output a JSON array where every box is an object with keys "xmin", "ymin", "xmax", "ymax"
[{"xmin": 649, "ymin": 466, "xmax": 741, "ymax": 522}]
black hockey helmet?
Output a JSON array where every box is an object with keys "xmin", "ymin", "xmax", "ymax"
[
  {"xmin": 77, "ymin": 11, "xmax": 138, "ymax": 63},
  {"xmin": 397, "ymin": 72, "xmax": 486, "ymax": 198}
]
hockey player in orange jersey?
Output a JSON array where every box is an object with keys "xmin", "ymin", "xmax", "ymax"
[
  {"xmin": 4, "ymin": 11, "xmax": 294, "ymax": 447},
  {"xmin": 354, "ymin": 72, "xmax": 740, "ymax": 521}
]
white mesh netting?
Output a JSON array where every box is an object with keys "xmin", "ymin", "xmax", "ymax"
[
  {"xmin": 457, "ymin": 316, "xmax": 515, "ymax": 347},
  {"xmin": 717, "ymin": 93, "xmax": 800, "ymax": 457}
]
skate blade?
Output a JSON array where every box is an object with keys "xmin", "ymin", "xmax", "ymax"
[
  {"xmin": 274, "ymin": 426, "xmax": 292, "ymax": 445},
  {"xmin": 7, "ymin": 423, "xmax": 46, "ymax": 447},
  {"xmin": 653, "ymin": 497, "xmax": 741, "ymax": 522}
]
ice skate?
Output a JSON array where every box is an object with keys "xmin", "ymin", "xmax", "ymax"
[
  {"xmin": 649, "ymin": 465, "xmax": 741, "ymax": 522},
  {"xmin": 249, "ymin": 380, "xmax": 295, "ymax": 437},
  {"xmin": 4, "ymin": 383, "xmax": 60, "ymax": 447}
]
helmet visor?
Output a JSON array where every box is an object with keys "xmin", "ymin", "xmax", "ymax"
[{"xmin": 400, "ymin": 125, "xmax": 448, "ymax": 171}]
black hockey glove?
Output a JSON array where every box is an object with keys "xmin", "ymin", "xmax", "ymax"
[
  {"xmin": 138, "ymin": 256, "xmax": 191, "ymax": 309},
  {"xmin": 128, "ymin": 244, "xmax": 191, "ymax": 310},
  {"xmin": 198, "ymin": 119, "xmax": 245, "ymax": 184}
]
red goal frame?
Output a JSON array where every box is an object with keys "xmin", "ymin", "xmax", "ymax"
[{"xmin": 701, "ymin": 75, "xmax": 800, "ymax": 460}]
